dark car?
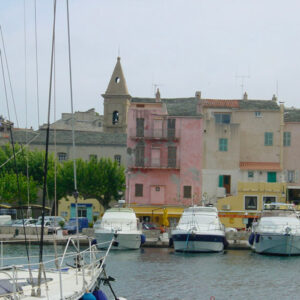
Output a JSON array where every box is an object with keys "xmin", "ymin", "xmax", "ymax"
[{"xmin": 142, "ymin": 222, "xmax": 165, "ymax": 233}]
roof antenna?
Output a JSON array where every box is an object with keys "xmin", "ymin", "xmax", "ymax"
[
  {"xmin": 118, "ymin": 45, "xmax": 120, "ymax": 57},
  {"xmin": 152, "ymin": 83, "xmax": 163, "ymax": 96},
  {"xmin": 276, "ymin": 80, "xmax": 279, "ymax": 99}
]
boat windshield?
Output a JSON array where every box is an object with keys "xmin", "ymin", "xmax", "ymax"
[{"xmin": 178, "ymin": 214, "xmax": 218, "ymax": 226}]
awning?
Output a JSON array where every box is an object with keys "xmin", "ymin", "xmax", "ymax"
[{"xmin": 131, "ymin": 206, "xmax": 184, "ymax": 217}]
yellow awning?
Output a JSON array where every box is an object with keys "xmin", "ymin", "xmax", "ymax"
[{"xmin": 131, "ymin": 206, "xmax": 184, "ymax": 217}]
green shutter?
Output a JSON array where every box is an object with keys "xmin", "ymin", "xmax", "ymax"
[
  {"xmin": 267, "ymin": 172, "xmax": 276, "ymax": 183},
  {"xmin": 219, "ymin": 175, "xmax": 224, "ymax": 187}
]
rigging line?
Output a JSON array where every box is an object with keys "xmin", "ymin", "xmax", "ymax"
[
  {"xmin": 23, "ymin": 0, "xmax": 31, "ymax": 215},
  {"xmin": 34, "ymin": 0, "xmax": 40, "ymax": 128},
  {"xmin": 66, "ymin": 0, "xmax": 80, "ymax": 255},
  {"xmin": 0, "ymin": 26, "xmax": 19, "ymax": 128},
  {"xmin": 0, "ymin": 48, "xmax": 35, "ymax": 294},
  {"xmin": 37, "ymin": 0, "xmax": 57, "ymax": 295},
  {"xmin": 0, "ymin": 132, "xmax": 41, "ymax": 169}
]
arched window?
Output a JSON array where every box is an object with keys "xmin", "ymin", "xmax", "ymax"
[{"xmin": 112, "ymin": 111, "xmax": 119, "ymax": 125}]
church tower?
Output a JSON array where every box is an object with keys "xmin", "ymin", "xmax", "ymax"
[{"xmin": 102, "ymin": 57, "xmax": 131, "ymax": 133}]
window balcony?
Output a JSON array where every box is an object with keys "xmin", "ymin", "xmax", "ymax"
[
  {"xmin": 129, "ymin": 128, "xmax": 179, "ymax": 140},
  {"xmin": 128, "ymin": 158, "xmax": 180, "ymax": 169}
]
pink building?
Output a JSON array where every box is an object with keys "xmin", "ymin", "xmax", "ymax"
[{"xmin": 127, "ymin": 90, "xmax": 203, "ymax": 222}]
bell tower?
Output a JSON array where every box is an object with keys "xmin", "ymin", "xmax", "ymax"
[{"xmin": 102, "ymin": 57, "xmax": 131, "ymax": 133}]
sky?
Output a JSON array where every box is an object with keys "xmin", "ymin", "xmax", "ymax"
[{"xmin": 0, "ymin": 0, "xmax": 300, "ymax": 129}]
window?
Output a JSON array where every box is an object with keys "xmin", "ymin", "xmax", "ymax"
[
  {"xmin": 183, "ymin": 186, "xmax": 192, "ymax": 198},
  {"xmin": 219, "ymin": 175, "xmax": 231, "ymax": 194},
  {"xmin": 215, "ymin": 113, "xmax": 231, "ymax": 124},
  {"xmin": 78, "ymin": 207, "xmax": 87, "ymax": 218},
  {"xmin": 255, "ymin": 111, "xmax": 262, "ymax": 118},
  {"xmin": 136, "ymin": 142, "xmax": 145, "ymax": 167},
  {"xmin": 61, "ymin": 211, "xmax": 68, "ymax": 217},
  {"xmin": 168, "ymin": 146, "xmax": 177, "ymax": 168},
  {"xmin": 155, "ymin": 186, "xmax": 160, "ymax": 192},
  {"xmin": 98, "ymin": 122, "xmax": 102, "ymax": 127},
  {"xmin": 89, "ymin": 154, "xmax": 97, "ymax": 161},
  {"xmin": 284, "ymin": 132, "xmax": 291, "ymax": 147},
  {"xmin": 264, "ymin": 132, "xmax": 273, "ymax": 146},
  {"xmin": 112, "ymin": 111, "xmax": 119, "ymax": 125},
  {"xmin": 288, "ymin": 170, "xmax": 295, "ymax": 183},
  {"xmin": 263, "ymin": 196, "xmax": 276, "ymax": 204},
  {"xmin": 135, "ymin": 184, "xmax": 143, "ymax": 197},
  {"xmin": 167, "ymin": 119, "xmax": 176, "ymax": 138},
  {"xmin": 114, "ymin": 155, "xmax": 121, "ymax": 166},
  {"xmin": 219, "ymin": 138, "xmax": 228, "ymax": 151},
  {"xmin": 58, "ymin": 152, "xmax": 67, "ymax": 162},
  {"xmin": 245, "ymin": 196, "xmax": 258, "ymax": 210},
  {"xmin": 136, "ymin": 118, "xmax": 144, "ymax": 137},
  {"xmin": 248, "ymin": 171, "xmax": 254, "ymax": 178},
  {"xmin": 267, "ymin": 172, "xmax": 276, "ymax": 183}
]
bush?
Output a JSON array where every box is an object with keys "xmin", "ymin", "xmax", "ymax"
[
  {"xmin": 59, "ymin": 220, "xmax": 65, "ymax": 228},
  {"xmin": 88, "ymin": 222, "xmax": 93, "ymax": 228}
]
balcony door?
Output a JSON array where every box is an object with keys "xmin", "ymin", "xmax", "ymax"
[
  {"xmin": 151, "ymin": 148, "xmax": 160, "ymax": 167},
  {"xmin": 153, "ymin": 119, "xmax": 163, "ymax": 138}
]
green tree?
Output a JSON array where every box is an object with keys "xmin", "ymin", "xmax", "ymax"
[
  {"xmin": 0, "ymin": 172, "xmax": 38, "ymax": 204},
  {"xmin": 57, "ymin": 158, "xmax": 125, "ymax": 209}
]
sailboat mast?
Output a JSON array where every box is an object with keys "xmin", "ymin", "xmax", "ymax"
[
  {"xmin": 37, "ymin": 0, "xmax": 57, "ymax": 295},
  {"xmin": 66, "ymin": 0, "xmax": 80, "ymax": 251}
]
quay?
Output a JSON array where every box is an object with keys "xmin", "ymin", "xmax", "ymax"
[{"xmin": 0, "ymin": 229, "xmax": 251, "ymax": 250}]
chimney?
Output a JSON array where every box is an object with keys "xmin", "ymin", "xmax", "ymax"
[
  {"xmin": 272, "ymin": 94, "xmax": 277, "ymax": 102},
  {"xmin": 156, "ymin": 88, "xmax": 161, "ymax": 102},
  {"xmin": 243, "ymin": 92, "xmax": 248, "ymax": 100},
  {"xmin": 195, "ymin": 91, "xmax": 201, "ymax": 100}
]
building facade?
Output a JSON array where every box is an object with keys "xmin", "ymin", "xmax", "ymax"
[{"xmin": 126, "ymin": 91, "xmax": 203, "ymax": 225}]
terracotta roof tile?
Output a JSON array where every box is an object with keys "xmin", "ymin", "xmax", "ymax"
[
  {"xmin": 202, "ymin": 99, "xmax": 240, "ymax": 108},
  {"xmin": 239, "ymin": 162, "xmax": 281, "ymax": 171}
]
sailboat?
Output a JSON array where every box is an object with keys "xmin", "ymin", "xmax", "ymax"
[{"xmin": 0, "ymin": 1, "xmax": 126, "ymax": 299}]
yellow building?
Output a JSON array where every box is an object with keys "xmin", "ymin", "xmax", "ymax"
[
  {"xmin": 58, "ymin": 196, "xmax": 104, "ymax": 223},
  {"xmin": 130, "ymin": 205, "xmax": 185, "ymax": 227},
  {"xmin": 217, "ymin": 182, "xmax": 287, "ymax": 229}
]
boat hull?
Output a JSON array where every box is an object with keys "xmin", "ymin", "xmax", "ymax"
[
  {"xmin": 95, "ymin": 231, "xmax": 142, "ymax": 250},
  {"xmin": 172, "ymin": 232, "xmax": 225, "ymax": 253},
  {"xmin": 253, "ymin": 233, "xmax": 300, "ymax": 255}
]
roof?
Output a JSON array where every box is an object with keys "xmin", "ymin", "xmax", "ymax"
[
  {"xmin": 11, "ymin": 130, "xmax": 127, "ymax": 147},
  {"xmin": 284, "ymin": 108, "xmax": 300, "ymax": 122},
  {"xmin": 239, "ymin": 162, "xmax": 281, "ymax": 171},
  {"xmin": 238, "ymin": 100, "xmax": 279, "ymax": 111},
  {"xmin": 131, "ymin": 97, "xmax": 200, "ymax": 117},
  {"xmin": 202, "ymin": 99, "xmax": 239, "ymax": 108}
]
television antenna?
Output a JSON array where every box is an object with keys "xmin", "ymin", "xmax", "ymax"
[
  {"xmin": 152, "ymin": 83, "xmax": 163, "ymax": 95},
  {"xmin": 235, "ymin": 73, "xmax": 250, "ymax": 97}
]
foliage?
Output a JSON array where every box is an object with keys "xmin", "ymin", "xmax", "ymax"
[
  {"xmin": 0, "ymin": 144, "xmax": 125, "ymax": 209},
  {"xmin": 57, "ymin": 157, "xmax": 125, "ymax": 209},
  {"xmin": 59, "ymin": 220, "xmax": 65, "ymax": 228},
  {"xmin": 0, "ymin": 172, "xmax": 38, "ymax": 204}
]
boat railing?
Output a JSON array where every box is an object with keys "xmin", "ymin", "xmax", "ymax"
[
  {"xmin": 257, "ymin": 224, "xmax": 300, "ymax": 234},
  {"xmin": 178, "ymin": 222, "xmax": 223, "ymax": 232},
  {"xmin": 100, "ymin": 223, "xmax": 139, "ymax": 232},
  {"xmin": 0, "ymin": 235, "xmax": 115, "ymax": 299}
]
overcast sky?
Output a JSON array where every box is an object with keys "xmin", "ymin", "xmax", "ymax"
[{"xmin": 0, "ymin": 0, "xmax": 300, "ymax": 129}]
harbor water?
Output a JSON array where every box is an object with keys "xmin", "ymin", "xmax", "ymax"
[{"xmin": 2, "ymin": 245, "xmax": 300, "ymax": 300}]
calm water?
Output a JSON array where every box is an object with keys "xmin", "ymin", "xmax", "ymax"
[{"xmin": 2, "ymin": 245, "xmax": 300, "ymax": 300}]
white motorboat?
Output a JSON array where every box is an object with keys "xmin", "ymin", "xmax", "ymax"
[
  {"xmin": 171, "ymin": 206, "xmax": 227, "ymax": 253},
  {"xmin": 249, "ymin": 202, "xmax": 300, "ymax": 255},
  {"xmin": 94, "ymin": 207, "xmax": 144, "ymax": 250}
]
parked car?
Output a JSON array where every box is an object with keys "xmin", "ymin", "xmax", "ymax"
[
  {"xmin": 33, "ymin": 216, "xmax": 65, "ymax": 234},
  {"xmin": 63, "ymin": 217, "xmax": 89, "ymax": 234},
  {"xmin": 142, "ymin": 222, "xmax": 165, "ymax": 233},
  {"xmin": 12, "ymin": 218, "xmax": 38, "ymax": 227}
]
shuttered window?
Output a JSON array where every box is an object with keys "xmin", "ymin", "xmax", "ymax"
[
  {"xmin": 264, "ymin": 132, "xmax": 273, "ymax": 146},
  {"xmin": 219, "ymin": 138, "xmax": 228, "ymax": 151},
  {"xmin": 183, "ymin": 186, "xmax": 192, "ymax": 198},
  {"xmin": 168, "ymin": 146, "xmax": 177, "ymax": 168},
  {"xmin": 136, "ymin": 118, "xmax": 144, "ymax": 137},
  {"xmin": 284, "ymin": 132, "xmax": 291, "ymax": 147},
  {"xmin": 136, "ymin": 142, "xmax": 145, "ymax": 167},
  {"xmin": 167, "ymin": 119, "xmax": 176, "ymax": 138},
  {"xmin": 135, "ymin": 184, "xmax": 143, "ymax": 197}
]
